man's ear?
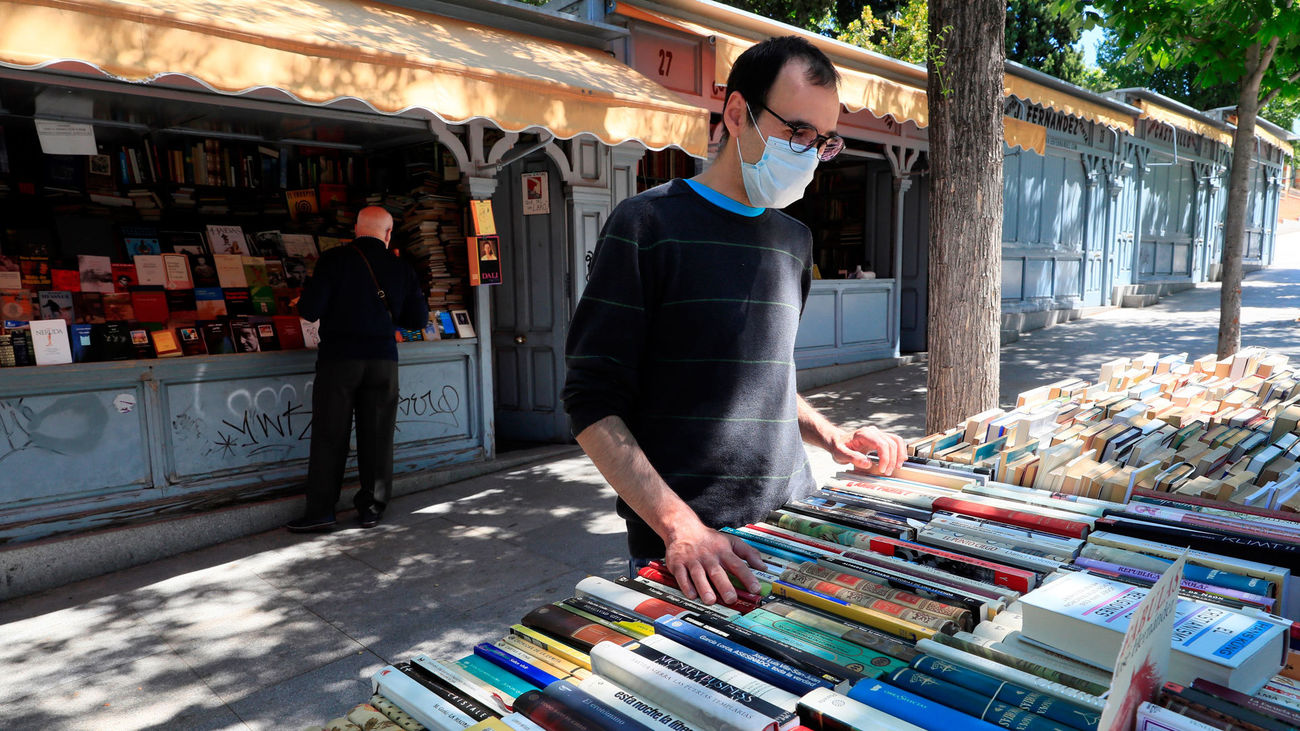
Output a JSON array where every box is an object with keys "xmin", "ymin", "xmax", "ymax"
[{"xmin": 722, "ymin": 90, "xmax": 748, "ymax": 141}]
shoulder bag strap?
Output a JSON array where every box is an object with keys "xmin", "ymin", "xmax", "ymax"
[{"xmin": 349, "ymin": 245, "xmax": 395, "ymax": 323}]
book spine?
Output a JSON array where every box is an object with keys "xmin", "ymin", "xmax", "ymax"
[
  {"xmin": 890, "ymin": 668, "xmax": 1078, "ymax": 731},
  {"xmin": 916, "ymin": 528, "xmax": 1066, "ymax": 575},
  {"xmin": 541, "ymin": 681, "xmax": 656, "ymax": 731},
  {"xmin": 495, "ymin": 636, "xmax": 588, "ymax": 682},
  {"xmin": 589, "ymin": 641, "xmax": 784, "ymax": 731},
  {"xmin": 866, "ymin": 535, "xmax": 1037, "ymax": 593},
  {"xmin": 911, "ymin": 655, "xmax": 1101, "ymax": 729},
  {"xmin": 926, "ymin": 516, "xmax": 1080, "ymax": 559},
  {"xmin": 1190, "ymin": 677, "xmax": 1300, "ymax": 726},
  {"xmin": 767, "ymin": 579, "xmax": 936, "ymax": 641},
  {"xmin": 772, "ymin": 512, "xmax": 880, "ymax": 549},
  {"xmin": 402, "ymin": 663, "xmax": 498, "ymax": 722},
  {"xmin": 846, "ymin": 678, "xmax": 1004, "ymax": 731},
  {"xmin": 734, "ymin": 609, "xmax": 910, "ymax": 676},
  {"xmin": 1134, "ymin": 701, "xmax": 1221, "ymax": 731},
  {"xmin": 512, "ymin": 689, "xmax": 605, "ymax": 731},
  {"xmin": 924, "ymin": 634, "xmax": 1110, "ymax": 698},
  {"xmin": 678, "ymin": 612, "xmax": 858, "ymax": 690},
  {"xmin": 776, "ymin": 569, "xmax": 960, "ymax": 633},
  {"xmin": 521, "ymin": 604, "xmax": 635, "ymax": 653},
  {"xmin": 931, "ymin": 497, "xmax": 1089, "ymax": 539},
  {"xmin": 637, "ymin": 634, "xmax": 800, "ymax": 712},
  {"xmin": 455, "ymin": 655, "xmax": 540, "ymax": 700},
  {"xmin": 413, "ymin": 655, "xmax": 514, "ymax": 714},
  {"xmin": 1161, "ymin": 682, "xmax": 1294, "ymax": 731},
  {"xmin": 760, "ymin": 601, "xmax": 921, "ymax": 663},
  {"xmin": 796, "ymin": 686, "xmax": 927, "ymax": 731},
  {"xmin": 510, "ymin": 625, "xmax": 593, "ymax": 670},
  {"xmin": 474, "ymin": 643, "xmax": 561, "ymax": 689},
  {"xmin": 373, "ymin": 664, "xmax": 476, "ymax": 730},
  {"xmin": 652, "ymin": 615, "xmax": 831, "ymax": 695},
  {"xmin": 637, "ymin": 566, "xmax": 761, "ymax": 611},
  {"xmin": 562, "ymin": 596, "xmax": 656, "ymax": 635},
  {"xmin": 574, "ymin": 576, "xmax": 688, "ymax": 622},
  {"xmin": 1072, "ymin": 557, "xmax": 1273, "ymax": 608},
  {"xmin": 817, "ymin": 556, "xmax": 999, "ymax": 619},
  {"xmin": 577, "ymin": 675, "xmax": 677, "ymax": 729},
  {"xmin": 620, "ymin": 575, "xmax": 740, "ymax": 620},
  {"xmin": 793, "ymin": 556, "xmax": 972, "ymax": 621}
]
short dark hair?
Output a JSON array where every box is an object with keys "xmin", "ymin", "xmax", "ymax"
[{"xmin": 719, "ymin": 36, "xmax": 840, "ymax": 145}]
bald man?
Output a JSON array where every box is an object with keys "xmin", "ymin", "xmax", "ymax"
[{"xmin": 287, "ymin": 206, "xmax": 429, "ymax": 532}]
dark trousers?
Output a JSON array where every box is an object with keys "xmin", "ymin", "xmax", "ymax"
[{"xmin": 302, "ymin": 358, "xmax": 399, "ymax": 519}]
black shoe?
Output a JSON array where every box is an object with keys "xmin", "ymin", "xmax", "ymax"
[
  {"xmin": 358, "ymin": 508, "xmax": 381, "ymax": 529},
  {"xmin": 286, "ymin": 515, "xmax": 336, "ymax": 533}
]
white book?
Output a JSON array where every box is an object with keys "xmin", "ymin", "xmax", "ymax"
[
  {"xmin": 917, "ymin": 527, "xmax": 1066, "ymax": 574},
  {"xmin": 639, "ymin": 634, "xmax": 798, "ymax": 712},
  {"xmin": 1135, "ymin": 701, "xmax": 1220, "ymax": 731},
  {"xmin": 578, "ymin": 675, "xmax": 677, "ymax": 728},
  {"xmin": 590, "ymin": 641, "xmax": 797, "ymax": 731},
  {"xmin": 214, "ymin": 254, "xmax": 247, "ymax": 288},
  {"xmin": 29, "ymin": 319, "xmax": 72, "ymax": 366},
  {"xmin": 925, "ymin": 515, "xmax": 1081, "ymax": 558},
  {"xmin": 962, "ymin": 483, "xmax": 1108, "ymax": 517},
  {"xmin": 133, "ymin": 254, "xmax": 166, "ymax": 286},
  {"xmin": 371, "ymin": 664, "xmax": 475, "ymax": 730},
  {"xmin": 914, "ymin": 638, "xmax": 1105, "ymax": 710},
  {"xmin": 494, "ymin": 714, "xmax": 546, "ymax": 731},
  {"xmin": 1020, "ymin": 570, "xmax": 1288, "ymax": 693},
  {"xmin": 411, "ymin": 655, "xmax": 514, "ymax": 713},
  {"xmin": 960, "ymin": 630, "xmax": 1116, "ymax": 688},
  {"xmin": 797, "ymin": 687, "xmax": 925, "ymax": 731}
]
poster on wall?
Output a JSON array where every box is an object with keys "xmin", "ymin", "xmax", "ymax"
[{"xmin": 522, "ymin": 172, "xmax": 549, "ymax": 215}]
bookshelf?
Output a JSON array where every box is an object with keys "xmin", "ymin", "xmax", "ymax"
[
  {"xmin": 636, "ymin": 148, "xmax": 696, "ymax": 192},
  {"xmin": 793, "ymin": 162, "xmax": 871, "ymax": 278}
]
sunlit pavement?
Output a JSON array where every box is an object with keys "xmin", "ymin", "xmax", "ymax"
[{"xmin": 2, "ymin": 231, "xmax": 1298, "ymax": 729}]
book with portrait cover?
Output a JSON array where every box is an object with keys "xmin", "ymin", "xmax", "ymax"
[
  {"xmin": 111, "ymin": 262, "xmax": 138, "ymax": 292},
  {"xmin": 188, "ymin": 254, "xmax": 220, "ymax": 288},
  {"xmin": 231, "ymin": 321, "xmax": 261, "ymax": 353}
]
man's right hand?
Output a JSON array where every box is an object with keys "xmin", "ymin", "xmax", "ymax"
[{"xmin": 663, "ymin": 520, "xmax": 766, "ymax": 605}]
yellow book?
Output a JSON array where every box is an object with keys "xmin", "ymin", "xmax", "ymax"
[
  {"xmin": 767, "ymin": 581, "xmax": 937, "ymax": 642},
  {"xmin": 510, "ymin": 625, "xmax": 595, "ymax": 669}
]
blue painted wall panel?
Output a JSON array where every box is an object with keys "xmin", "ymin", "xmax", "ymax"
[
  {"xmin": 796, "ymin": 289, "xmax": 838, "ymax": 350},
  {"xmin": 841, "ymin": 290, "xmax": 891, "ymax": 346}
]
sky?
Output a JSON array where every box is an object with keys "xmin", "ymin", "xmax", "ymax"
[{"xmin": 1078, "ymin": 24, "xmax": 1104, "ymax": 68}]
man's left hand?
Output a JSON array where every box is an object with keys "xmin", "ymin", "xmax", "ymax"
[{"xmin": 828, "ymin": 425, "xmax": 907, "ymax": 476}]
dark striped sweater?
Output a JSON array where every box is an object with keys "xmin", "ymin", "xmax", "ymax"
[{"xmin": 562, "ymin": 179, "xmax": 817, "ymax": 558}]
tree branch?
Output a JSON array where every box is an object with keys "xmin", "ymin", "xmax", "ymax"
[{"xmin": 1260, "ymin": 68, "xmax": 1300, "ymax": 108}]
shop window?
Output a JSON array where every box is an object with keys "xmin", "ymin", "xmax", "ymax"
[
  {"xmin": 0, "ymin": 81, "xmax": 478, "ymax": 367},
  {"xmin": 637, "ymin": 148, "xmax": 695, "ymax": 192}
]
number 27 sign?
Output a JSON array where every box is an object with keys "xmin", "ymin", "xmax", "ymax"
[{"xmin": 632, "ymin": 32, "xmax": 699, "ymax": 96}]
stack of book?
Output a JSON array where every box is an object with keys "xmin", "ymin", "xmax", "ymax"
[{"xmin": 398, "ymin": 180, "xmax": 469, "ymax": 312}]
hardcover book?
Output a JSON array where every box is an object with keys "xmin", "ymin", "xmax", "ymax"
[
  {"xmin": 198, "ymin": 321, "xmax": 235, "ymax": 355},
  {"xmin": 111, "ymin": 263, "xmax": 138, "ymax": 292},
  {"xmin": 176, "ymin": 326, "xmax": 204, "ymax": 356},
  {"xmin": 0, "ymin": 290, "xmax": 33, "ymax": 321},
  {"xmin": 1021, "ymin": 570, "xmax": 1288, "ymax": 693},
  {"xmin": 50, "ymin": 268, "xmax": 80, "ymax": 292},
  {"xmin": 130, "ymin": 289, "xmax": 170, "ymax": 323},
  {"xmin": 271, "ymin": 315, "xmax": 304, "ymax": 350},
  {"xmin": 231, "ymin": 321, "xmax": 261, "ymax": 353},
  {"xmin": 151, "ymin": 329, "xmax": 182, "ymax": 358},
  {"xmin": 77, "ymin": 254, "xmax": 114, "ymax": 293},
  {"xmin": 162, "ymin": 253, "xmax": 193, "ymax": 290},
  {"xmin": 205, "ymin": 224, "xmax": 248, "ymax": 255},
  {"xmin": 223, "ymin": 287, "xmax": 252, "ymax": 317}
]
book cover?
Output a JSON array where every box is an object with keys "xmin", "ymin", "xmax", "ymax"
[
  {"xmin": 122, "ymin": 226, "xmax": 161, "ymax": 258},
  {"xmin": 866, "ymin": 535, "xmax": 1037, "ymax": 594},
  {"xmin": 251, "ymin": 230, "xmax": 284, "ymax": 258},
  {"xmin": 470, "ymin": 199, "xmax": 497, "ymax": 235},
  {"xmin": 301, "ymin": 317, "xmax": 321, "ymax": 348},
  {"xmin": 0, "ymin": 291, "xmax": 33, "ymax": 321},
  {"xmin": 539, "ymin": 680, "xmax": 650, "ymax": 731},
  {"xmin": 285, "ymin": 189, "xmax": 318, "ymax": 220},
  {"xmin": 399, "ymin": 663, "xmax": 497, "ymax": 722},
  {"xmin": 162, "ymin": 253, "xmax": 193, "ymax": 290},
  {"xmin": 452, "ymin": 309, "xmax": 476, "ymax": 338},
  {"xmin": 205, "ymin": 225, "xmax": 248, "ymax": 255},
  {"xmin": 94, "ymin": 322, "xmax": 135, "ymax": 361},
  {"xmin": 371, "ymin": 665, "xmax": 477, "ymax": 731},
  {"xmin": 1134, "ymin": 701, "xmax": 1219, "ymax": 731},
  {"xmin": 520, "ymin": 605, "xmax": 633, "ymax": 654},
  {"xmin": 214, "ymin": 254, "xmax": 248, "ymax": 288},
  {"xmin": 111, "ymin": 263, "xmax": 138, "ymax": 292},
  {"xmin": 264, "ymin": 259, "xmax": 287, "ymax": 288},
  {"xmin": 252, "ymin": 320, "xmax": 279, "ymax": 351},
  {"xmin": 20, "ymin": 257, "xmax": 50, "ymax": 289},
  {"xmin": 69, "ymin": 323, "xmax": 95, "ymax": 362},
  {"xmin": 231, "ymin": 321, "xmax": 261, "ymax": 353},
  {"xmin": 133, "ymin": 254, "xmax": 166, "ymax": 286},
  {"xmin": 272, "ymin": 288, "xmax": 298, "ymax": 316},
  {"xmin": 318, "ymin": 183, "xmax": 348, "ymax": 209},
  {"xmin": 34, "ymin": 290, "xmax": 73, "ymax": 325},
  {"xmin": 151, "ymin": 329, "xmax": 182, "ymax": 358},
  {"xmin": 188, "ymin": 254, "xmax": 220, "ymax": 288},
  {"xmin": 1021, "ymin": 570, "xmax": 1288, "ymax": 693},
  {"xmin": 271, "ymin": 315, "xmax": 304, "ymax": 349},
  {"xmin": 0, "ymin": 256, "xmax": 20, "ymax": 289},
  {"xmin": 50, "ymin": 268, "xmax": 80, "ymax": 292},
  {"xmin": 847, "ymin": 679, "xmax": 1003, "ymax": 731},
  {"xmin": 0, "ymin": 333, "xmax": 15, "ymax": 367},
  {"xmin": 469, "ymin": 235, "xmax": 502, "ymax": 286},
  {"xmin": 9, "ymin": 328, "xmax": 33, "ymax": 367},
  {"xmin": 248, "ymin": 286, "xmax": 275, "ymax": 316},
  {"xmin": 280, "ymin": 233, "xmax": 319, "ymax": 259},
  {"xmin": 512, "ymin": 689, "xmax": 603, "ymax": 731},
  {"xmin": 889, "ymin": 668, "xmax": 1064, "ymax": 731},
  {"xmin": 128, "ymin": 327, "xmax": 154, "ymax": 359},
  {"xmin": 242, "ymin": 256, "xmax": 270, "ymax": 289},
  {"xmin": 162, "ymin": 230, "xmax": 206, "ymax": 255},
  {"xmin": 164, "ymin": 290, "xmax": 198, "ymax": 326},
  {"xmin": 176, "ymin": 326, "xmax": 204, "ymax": 356},
  {"xmin": 77, "ymin": 254, "xmax": 114, "ymax": 293},
  {"xmin": 101, "ymin": 293, "xmax": 134, "ymax": 321},
  {"xmin": 28, "ymin": 319, "xmax": 71, "ymax": 366},
  {"xmin": 131, "ymin": 289, "xmax": 169, "ymax": 323},
  {"xmin": 199, "ymin": 321, "xmax": 235, "ymax": 355},
  {"xmin": 653, "ymin": 615, "xmax": 831, "ymax": 695},
  {"xmin": 910, "ymin": 655, "xmax": 1099, "ymax": 730}
]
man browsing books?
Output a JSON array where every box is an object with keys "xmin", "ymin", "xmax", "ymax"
[
  {"xmin": 286, "ymin": 206, "xmax": 429, "ymax": 533},
  {"xmin": 562, "ymin": 36, "xmax": 906, "ymax": 606}
]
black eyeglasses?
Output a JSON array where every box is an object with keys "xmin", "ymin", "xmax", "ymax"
[{"xmin": 752, "ymin": 102, "xmax": 844, "ymax": 161}]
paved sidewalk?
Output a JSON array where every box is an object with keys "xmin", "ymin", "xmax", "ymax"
[{"xmin": 2, "ymin": 234, "xmax": 1298, "ymax": 730}]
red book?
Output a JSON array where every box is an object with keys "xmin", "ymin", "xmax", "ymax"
[
  {"xmin": 111, "ymin": 263, "xmax": 138, "ymax": 292},
  {"xmin": 130, "ymin": 290, "xmax": 170, "ymax": 323},
  {"xmin": 639, "ymin": 564, "xmax": 762, "ymax": 609},
  {"xmin": 51, "ymin": 268, "xmax": 81, "ymax": 291},
  {"xmin": 930, "ymin": 496, "xmax": 1090, "ymax": 540},
  {"xmin": 864, "ymin": 534, "xmax": 1038, "ymax": 593},
  {"xmin": 271, "ymin": 315, "xmax": 304, "ymax": 349}
]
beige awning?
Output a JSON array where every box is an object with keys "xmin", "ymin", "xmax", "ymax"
[
  {"xmin": 616, "ymin": 2, "xmax": 929, "ymax": 129},
  {"xmin": 1005, "ymin": 75, "xmax": 1137, "ymax": 135},
  {"xmin": 1136, "ymin": 100, "xmax": 1235, "ymax": 149},
  {"xmin": 1004, "ymin": 116, "xmax": 1046, "ymax": 155},
  {"xmin": 0, "ymin": 0, "xmax": 711, "ymax": 156}
]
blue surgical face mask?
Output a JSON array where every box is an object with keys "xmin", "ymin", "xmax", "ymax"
[{"xmin": 737, "ymin": 106, "xmax": 821, "ymax": 209}]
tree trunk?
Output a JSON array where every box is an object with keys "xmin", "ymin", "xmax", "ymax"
[
  {"xmin": 925, "ymin": 0, "xmax": 1004, "ymax": 433},
  {"xmin": 1217, "ymin": 61, "xmax": 1265, "ymax": 358}
]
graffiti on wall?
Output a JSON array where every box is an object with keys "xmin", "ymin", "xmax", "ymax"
[{"xmin": 0, "ymin": 394, "xmax": 109, "ymax": 464}]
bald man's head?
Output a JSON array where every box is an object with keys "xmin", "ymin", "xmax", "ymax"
[{"xmin": 356, "ymin": 206, "xmax": 394, "ymax": 244}]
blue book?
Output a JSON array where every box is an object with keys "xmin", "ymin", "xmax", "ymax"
[
  {"xmin": 542, "ymin": 680, "xmax": 655, "ymax": 731},
  {"xmin": 720, "ymin": 527, "xmax": 816, "ymax": 563},
  {"xmin": 652, "ymin": 615, "xmax": 832, "ymax": 695},
  {"xmin": 69, "ymin": 323, "xmax": 94, "ymax": 362},
  {"xmin": 847, "ymin": 678, "xmax": 1003, "ymax": 731},
  {"xmin": 473, "ymin": 642, "xmax": 561, "ymax": 689},
  {"xmin": 911, "ymin": 656, "xmax": 1099, "ymax": 731},
  {"xmin": 454, "ymin": 654, "xmax": 539, "ymax": 698}
]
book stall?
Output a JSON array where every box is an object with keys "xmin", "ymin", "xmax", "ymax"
[
  {"xmin": 310, "ymin": 347, "xmax": 1300, "ymax": 731},
  {"xmin": 0, "ymin": 75, "xmax": 491, "ymax": 548}
]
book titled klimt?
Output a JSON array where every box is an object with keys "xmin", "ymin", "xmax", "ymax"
[{"xmin": 1020, "ymin": 570, "xmax": 1288, "ymax": 693}]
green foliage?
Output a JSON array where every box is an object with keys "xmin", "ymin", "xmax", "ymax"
[
  {"xmin": 835, "ymin": 0, "xmax": 928, "ymax": 65},
  {"xmin": 1076, "ymin": 0, "xmax": 1300, "ymax": 117},
  {"xmin": 1003, "ymin": 0, "xmax": 1088, "ymax": 84}
]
